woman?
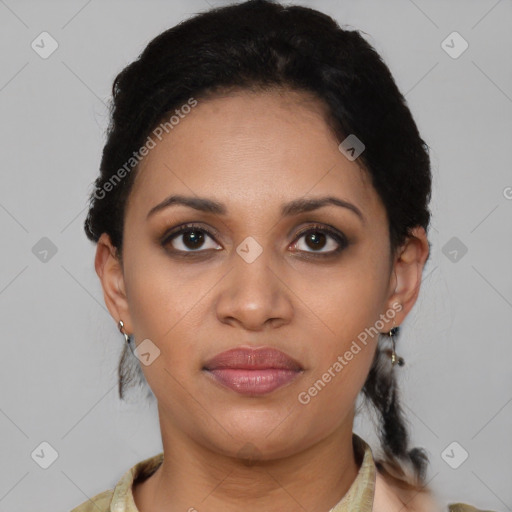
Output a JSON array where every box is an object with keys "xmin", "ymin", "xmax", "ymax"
[{"xmin": 73, "ymin": 1, "xmax": 493, "ymax": 510}]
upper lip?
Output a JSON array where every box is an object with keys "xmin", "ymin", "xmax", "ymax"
[{"xmin": 203, "ymin": 347, "xmax": 303, "ymax": 371}]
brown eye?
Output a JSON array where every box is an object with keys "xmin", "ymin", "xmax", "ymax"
[
  {"xmin": 162, "ymin": 224, "xmax": 221, "ymax": 253},
  {"xmin": 178, "ymin": 229, "xmax": 206, "ymax": 250},
  {"xmin": 292, "ymin": 225, "xmax": 348, "ymax": 256},
  {"xmin": 303, "ymin": 231, "xmax": 328, "ymax": 251}
]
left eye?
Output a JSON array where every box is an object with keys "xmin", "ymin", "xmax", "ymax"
[{"xmin": 291, "ymin": 227, "xmax": 347, "ymax": 254}]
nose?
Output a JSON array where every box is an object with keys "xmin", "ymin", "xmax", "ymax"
[{"xmin": 215, "ymin": 245, "xmax": 294, "ymax": 331}]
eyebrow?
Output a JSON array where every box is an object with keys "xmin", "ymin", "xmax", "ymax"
[{"xmin": 146, "ymin": 194, "xmax": 365, "ymax": 223}]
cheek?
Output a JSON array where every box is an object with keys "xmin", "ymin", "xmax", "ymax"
[
  {"xmin": 124, "ymin": 243, "xmax": 200, "ymax": 339},
  {"xmin": 122, "ymin": 269, "xmax": 202, "ymax": 400},
  {"xmin": 312, "ymin": 259, "xmax": 388, "ymax": 346},
  {"xmin": 290, "ymin": 343, "xmax": 375, "ymax": 448},
  {"xmin": 296, "ymin": 323, "xmax": 378, "ymax": 435},
  {"xmin": 297, "ymin": 246, "xmax": 387, "ymax": 405}
]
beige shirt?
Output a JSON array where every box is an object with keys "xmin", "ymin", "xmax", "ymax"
[{"xmin": 70, "ymin": 434, "xmax": 493, "ymax": 512}]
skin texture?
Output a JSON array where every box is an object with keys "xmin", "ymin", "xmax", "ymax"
[{"xmin": 95, "ymin": 88, "xmax": 430, "ymax": 512}]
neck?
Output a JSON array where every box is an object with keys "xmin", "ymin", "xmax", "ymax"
[{"xmin": 134, "ymin": 409, "xmax": 361, "ymax": 512}]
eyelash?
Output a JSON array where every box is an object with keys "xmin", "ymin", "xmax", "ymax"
[{"xmin": 160, "ymin": 222, "xmax": 349, "ymax": 258}]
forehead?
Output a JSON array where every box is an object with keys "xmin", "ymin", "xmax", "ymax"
[{"xmin": 127, "ymin": 89, "xmax": 382, "ymax": 220}]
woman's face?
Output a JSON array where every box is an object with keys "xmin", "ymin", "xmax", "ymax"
[{"xmin": 98, "ymin": 89, "xmax": 419, "ymax": 460}]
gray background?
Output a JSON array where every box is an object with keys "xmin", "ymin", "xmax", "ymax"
[{"xmin": 0, "ymin": 0, "xmax": 511, "ymax": 510}]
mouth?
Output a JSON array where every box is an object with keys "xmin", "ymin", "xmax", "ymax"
[{"xmin": 202, "ymin": 347, "xmax": 304, "ymax": 396}]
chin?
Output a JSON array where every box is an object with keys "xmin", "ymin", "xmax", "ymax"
[{"xmin": 212, "ymin": 414, "xmax": 309, "ymax": 459}]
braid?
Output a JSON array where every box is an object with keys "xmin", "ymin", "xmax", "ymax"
[
  {"xmin": 361, "ymin": 335, "xmax": 430, "ymax": 492},
  {"xmin": 117, "ymin": 337, "xmax": 154, "ymax": 402}
]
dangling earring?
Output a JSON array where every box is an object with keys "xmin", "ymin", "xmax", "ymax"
[
  {"xmin": 118, "ymin": 320, "xmax": 131, "ymax": 344},
  {"xmin": 386, "ymin": 323, "xmax": 405, "ymax": 367}
]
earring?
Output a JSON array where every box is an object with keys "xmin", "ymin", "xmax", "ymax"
[
  {"xmin": 118, "ymin": 320, "xmax": 131, "ymax": 344},
  {"xmin": 386, "ymin": 324, "xmax": 405, "ymax": 367}
]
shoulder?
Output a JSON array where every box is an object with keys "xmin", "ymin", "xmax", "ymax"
[
  {"xmin": 69, "ymin": 488, "xmax": 114, "ymax": 512},
  {"xmin": 374, "ymin": 471, "xmax": 442, "ymax": 511},
  {"xmin": 68, "ymin": 452, "xmax": 163, "ymax": 512},
  {"xmin": 448, "ymin": 504, "xmax": 498, "ymax": 512},
  {"xmin": 375, "ymin": 472, "xmax": 495, "ymax": 512}
]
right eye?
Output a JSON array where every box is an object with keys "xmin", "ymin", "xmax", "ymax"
[{"xmin": 161, "ymin": 223, "xmax": 222, "ymax": 253}]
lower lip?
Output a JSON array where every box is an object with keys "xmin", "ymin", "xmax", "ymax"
[{"xmin": 204, "ymin": 368, "xmax": 301, "ymax": 395}]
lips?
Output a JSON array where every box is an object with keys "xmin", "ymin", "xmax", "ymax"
[
  {"xmin": 204, "ymin": 347, "xmax": 303, "ymax": 371},
  {"xmin": 203, "ymin": 347, "xmax": 303, "ymax": 395}
]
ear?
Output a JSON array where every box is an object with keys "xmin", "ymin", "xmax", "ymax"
[
  {"xmin": 382, "ymin": 226, "xmax": 430, "ymax": 329},
  {"xmin": 95, "ymin": 233, "xmax": 134, "ymax": 334}
]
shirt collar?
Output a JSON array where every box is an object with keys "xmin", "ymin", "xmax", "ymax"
[
  {"xmin": 110, "ymin": 451, "xmax": 163, "ymax": 512},
  {"xmin": 110, "ymin": 432, "xmax": 376, "ymax": 512},
  {"xmin": 330, "ymin": 433, "xmax": 376, "ymax": 511}
]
